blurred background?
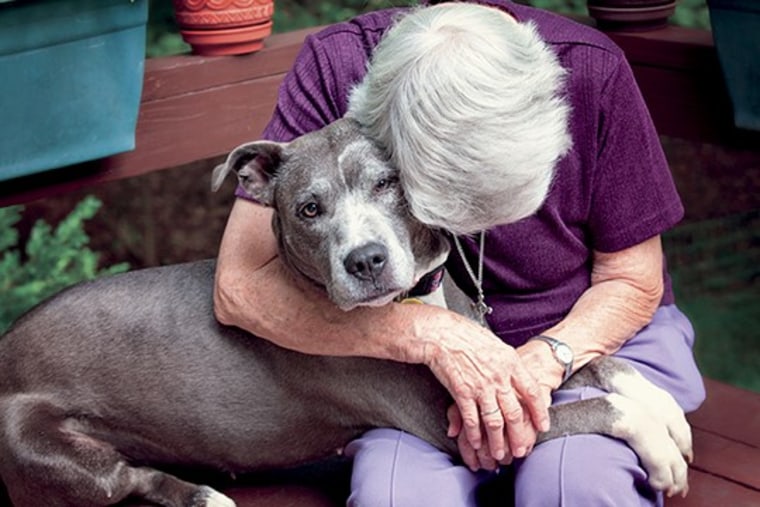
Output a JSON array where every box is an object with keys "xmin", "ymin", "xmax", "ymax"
[{"xmin": 1, "ymin": 0, "xmax": 757, "ymax": 393}]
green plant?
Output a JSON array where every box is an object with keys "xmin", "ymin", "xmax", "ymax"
[
  {"xmin": 0, "ymin": 196, "xmax": 129, "ymax": 334},
  {"xmin": 272, "ymin": 0, "xmax": 418, "ymax": 33},
  {"xmin": 146, "ymin": 0, "xmax": 189, "ymax": 57},
  {"xmin": 663, "ymin": 211, "xmax": 760, "ymax": 392},
  {"xmin": 672, "ymin": 0, "xmax": 711, "ymax": 30}
]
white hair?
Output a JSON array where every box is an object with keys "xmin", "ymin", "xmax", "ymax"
[{"xmin": 348, "ymin": 3, "xmax": 572, "ymax": 235}]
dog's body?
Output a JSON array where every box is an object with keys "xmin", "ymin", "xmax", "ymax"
[{"xmin": 0, "ymin": 119, "xmax": 690, "ymax": 506}]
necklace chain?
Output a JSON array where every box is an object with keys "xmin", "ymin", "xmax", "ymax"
[{"xmin": 452, "ymin": 231, "xmax": 492, "ymax": 326}]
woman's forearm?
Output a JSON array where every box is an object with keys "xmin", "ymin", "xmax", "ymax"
[
  {"xmin": 519, "ymin": 235, "xmax": 665, "ymax": 389},
  {"xmin": 215, "ymin": 249, "xmax": 436, "ymax": 363},
  {"xmin": 213, "ymin": 199, "xmax": 430, "ymax": 362}
]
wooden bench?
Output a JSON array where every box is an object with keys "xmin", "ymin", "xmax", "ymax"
[
  {"xmin": 1, "ymin": 18, "xmax": 758, "ymax": 507},
  {"xmin": 216, "ymin": 377, "xmax": 760, "ymax": 506},
  {"xmin": 669, "ymin": 379, "xmax": 760, "ymax": 506}
]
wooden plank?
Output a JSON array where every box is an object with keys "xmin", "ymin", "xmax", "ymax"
[
  {"xmin": 690, "ymin": 428, "xmax": 760, "ymax": 490},
  {"xmin": 224, "ymin": 484, "xmax": 336, "ymax": 507},
  {"xmin": 123, "ymin": 76, "xmax": 281, "ymax": 172},
  {"xmin": 607, "ymin": 24, "xmax": 716, "ymax": 71},
  {"xmin": 668, "ymin": 468, "xmax": 760, "ymax": 507},
  {"xmin": 688, "ymin": 378, "xmax": 760, "ymax": 449},
  {"xmin": 142, "ymin": 27, "xmax": 319, "ymax": 102}
]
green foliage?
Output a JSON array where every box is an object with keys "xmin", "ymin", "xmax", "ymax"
[
  {"xmin": 682, "ymin": 292, "xmax": 760, "ymax": 393},
  {"xmin": 672, "ymin": 0, "xmax": 711, "ymax": 30},
  {"xmin": 664, "ymin": 211, "xmax": 760, "ymax": 392},
  {"xmin": 146, "ymin": 0, "xmax": 188, "ymax": 57},
  {"xmin": 0, "ymin": 197, "xmax": 129, "ymax": 334},
  {"xmin": 272, "ymin": 0, "xmax": 417, "ymax": 33}
]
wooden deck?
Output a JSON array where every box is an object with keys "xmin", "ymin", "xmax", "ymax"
[
  {"xmin": 0, "ymin": 13, "xmax": 758, "ymax": 507},
  {"xmin": 211, "ymin": 378, "xmax": 760, "ymax": 506},
  {"xmin": 669, "ymin": 379, "xmax": 760, "ymax": 506}
]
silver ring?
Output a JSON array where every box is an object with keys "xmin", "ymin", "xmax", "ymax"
[{"xmin": 480, "ymin": 407, "xmax": 500, "ymax": 417}]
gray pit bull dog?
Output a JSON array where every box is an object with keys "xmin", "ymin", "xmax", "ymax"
[{"xmin": 0, "ymin": 118, "xmax": 692, "ymax": 507}]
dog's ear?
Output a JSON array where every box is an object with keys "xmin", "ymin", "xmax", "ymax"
[{"xmin": 211, "ymin": 141, "xmax": 285, "ymax": 205}]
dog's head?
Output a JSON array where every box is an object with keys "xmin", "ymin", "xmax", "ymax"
[{"xmin": 213, "ymin": 118, "xmax": 449, "ymax": 311}]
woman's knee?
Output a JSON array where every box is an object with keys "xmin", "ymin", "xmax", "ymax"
[
  {"xmin": 346, "ymin": 429, "xmax": 483, "ymax": 507},
  {"xmin": 515, "ymin": 434, "xmax": 661, "ymax": 507},
  {"xmin": 615, "ymin": 305, "xmax": 705, "ymax": 412}
]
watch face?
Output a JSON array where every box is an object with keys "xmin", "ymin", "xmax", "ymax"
[{"xmin": 555, "ymin": 344, "xmax": 573, "ymax": 364}]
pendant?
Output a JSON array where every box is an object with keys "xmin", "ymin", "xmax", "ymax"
[{"xmin": 473, "ymin": 296, "xmax": 493, "ymax": 327}]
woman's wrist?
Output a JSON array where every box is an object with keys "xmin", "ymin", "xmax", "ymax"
[
  {"xmin": 391, "ymin": 302, "xmax": 459, "ymax": 365},
  {"xmin": 517, "ymin": 339, "xmax": 566, "ymax": 391}
]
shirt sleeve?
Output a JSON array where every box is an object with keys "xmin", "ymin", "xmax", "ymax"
[{"xmin": 588, "ymin": 57, "xmax": 684, "ymax": 253}]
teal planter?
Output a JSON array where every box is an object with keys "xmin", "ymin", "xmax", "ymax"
[
  {"xmin": 707, "ymin": 0, "xmax": 760, "ymax": 132},
  {"xmin": 0, "ymin": 0, "xmax": 148, "ymax": 182}
]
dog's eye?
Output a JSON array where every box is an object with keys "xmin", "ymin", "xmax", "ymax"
[
  {"xmin": 374, "ymin": 176, "xmax": 397, "ymax": 192},
  {"xmin": 300, "ymin": 202, "xmax": 320, "ymax": 218}
]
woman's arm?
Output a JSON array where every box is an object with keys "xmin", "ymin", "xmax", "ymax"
[
  {"xmin": 518, "ymin": 234, "xmax": 665, "ymax": 391},
  {"xmin": 214, "ymin": 198, "xmax": 550, "ymax": 459},
  {"xmin": 450, "ymin": 235, "xmax": 665, "ymax": 471}
]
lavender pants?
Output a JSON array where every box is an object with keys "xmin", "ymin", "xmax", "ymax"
[{"xmin": 345, "ymin": 305, "xmax": 706, "ymax": 507}]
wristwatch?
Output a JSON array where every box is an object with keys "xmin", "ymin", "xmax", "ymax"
[{"xmin": 530, "ymin": 335, "xmax": 574, "ymax": 384}]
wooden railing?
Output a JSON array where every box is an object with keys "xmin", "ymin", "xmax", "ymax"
[{"xmin": 1, "ymin": 19, "xmax": 759, "ymax": 211}]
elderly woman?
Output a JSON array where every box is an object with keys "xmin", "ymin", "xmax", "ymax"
[{"xmin": 214, "ymin": 1, "xmax": 705, "ymax": 505}]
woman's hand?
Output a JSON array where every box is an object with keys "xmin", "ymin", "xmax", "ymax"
[
  {"xmin": 417, "ymin": 312, "xmax": 550, "ymax": 462},
  {"xmin": 447, "ymin": 403, "xmax": 514, "ymax": 471},
  {"xmin": 447, "ymin": 381, "xmax": 553, "ymax": 471}
]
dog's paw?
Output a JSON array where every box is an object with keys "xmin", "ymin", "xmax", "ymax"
[
  {"xmin": 194, "ymin": 486, "xmax": 236, "ymax": 507},
  {"xmin": 608, "ymin": 394, "xmax": 690, "ymax": 498},
  {"xmin": 643, "ymin": 444, "xmax": 690, "ymax": 499},
  {"xmin": 646, "ymin": 385, "xmax": 693, "ymax": 464},
  {"xmin": 609, "ymin": 368, "xmax": 693, "ymax": 462}
]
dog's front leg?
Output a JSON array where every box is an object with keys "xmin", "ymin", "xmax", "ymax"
[
  {"xmin": 540, "ymin": 394, "xmax": 689, "ymax": 497},
  {"xmin": 563, "ymin": 356, "xmax": 693, "ymax": 461},
  {"xmin": 545, "ymin": 356, "xmax": 692, "ymax": 497}
]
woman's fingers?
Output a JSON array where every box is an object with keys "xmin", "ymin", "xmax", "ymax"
[
  {"xmin": 422, "ymin": 313, "xmax": 548, "ymax": 457},
  {"xmin": 449, "ymin": 404, "xmax": 478, "ymax": 470},
  {"xmin": 481, "ymin": 400, "xmax": 506, "ymax": 460},
  {"xmin": 494, "ymin": 388, "xmax": 524, "ymax": 457},
  {"xmin": 447, "ymin": 402, "xmax": 463, "ymax": 438},
  {"xmin": 458, "ymin": 398, "xmax": 484, "ymax": 453},
  {"xmin": 501, "ymin": 363, "xmax": 549, "ymax": 455},
  {"xmin": 476, "ymin": 445, "xmax": 499, "ymax": 471},
  {"xmin": 511, "ymin": 361, "xmax": 552, "ymax": 434},
  {"xmin": 448, "ymin": 402, "xmax": 512, "ymax": 471}
]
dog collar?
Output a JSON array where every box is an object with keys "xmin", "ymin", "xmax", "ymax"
[{"xmin": 405, "ymin": 264, "xmax": 446, "ymax": 299}]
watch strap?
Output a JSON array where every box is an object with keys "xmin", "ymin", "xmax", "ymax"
[{"xmin": 530, "ymin": 334, "xmax": 574, "ymax": 383}]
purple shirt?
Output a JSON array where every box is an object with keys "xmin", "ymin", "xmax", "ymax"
[{"xmin": 239, "ymin": 0, "xmax": 684, "ymax": 347}]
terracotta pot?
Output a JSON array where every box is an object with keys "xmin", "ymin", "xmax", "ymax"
[
  {"xmin": 173, "ymin": 0, "xmax": 274, "ymax": 56},
  {"xmin": 587, "ymin": 0, "xmax": 678, "ymax": 31}
]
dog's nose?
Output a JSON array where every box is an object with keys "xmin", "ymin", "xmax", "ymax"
[{"xmin": 344, "ymin": 243, "xmax": 388, "ymax": 280}]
